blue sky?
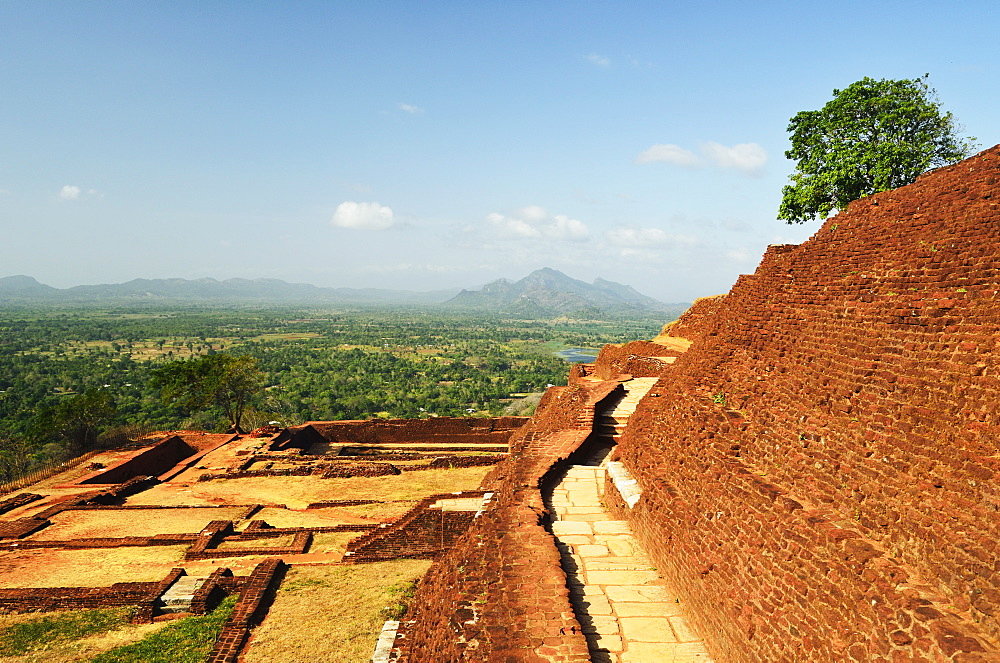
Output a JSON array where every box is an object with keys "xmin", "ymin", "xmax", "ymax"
[{"xmin": 1, "ymin": 1, "xmax": 996, "ymax": 302}]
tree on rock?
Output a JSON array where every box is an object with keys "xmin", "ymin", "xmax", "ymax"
[
  {"xmin": 150, "ymin": 353, "xmax": 264, "ymax": 433},
  {"xmin": 778, "ymin": 75, "xmax": 977, "ymax": 224}
]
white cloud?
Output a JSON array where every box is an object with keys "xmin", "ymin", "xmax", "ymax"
[
  {"xmin": 331, "ymin": 201, "xmax": 396, "ymax": 231},
  {"xmin": 585, "ymin": 53, "xmax": 610, "ymax": 68},
  {"xmin": 59, "ymin": 185, "xmax": 81, "ymax": 200},
  {"xmin": 606, "ymin": 226, "xmax": 699, "ymax": 248},
  {"xmin": 399, "ymin": 103, "xmax": 424, "ymax": 114},
  {"xmin": 635, "ymin": 144, "xmax": 701, "ymax": 167},
  {"xmin": 635, "ymin": 142, "xmax": 768, "ymax": 176},
  {"xmin": 725, "ymin": 248, "xmax": 755, "ymax": 263},
  {"xmin": 487, "ymin": 206, "xmax": 589, "ymax": 242},
  {"xmin": 606, "ymin": 227, "xmax": 668, "ymax": 246},
  {"xmin": 701, "ymin": 142, "xmax": 767, "ymax": 176}
]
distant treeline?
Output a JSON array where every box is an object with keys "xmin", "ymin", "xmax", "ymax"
[{"xmin": 0, "ymin": 305, "xmax": 667, "ymax": 481}]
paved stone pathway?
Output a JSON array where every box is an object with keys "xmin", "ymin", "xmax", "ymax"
[
  {"xmin": 550, "ymin": 466, "xmax": 713, "ymax": 662},
  {"xmin": 547, "ymin": 377, "xmax": 712, "ymax": 662}
]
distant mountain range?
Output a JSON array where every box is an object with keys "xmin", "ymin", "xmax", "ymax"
[
  {"xmin": 0, "ymin": 270, "xmax": 688, "ymax": 318},
  {"xmin": 0, "ymin": 275, "xmax": 458, "ymax": 306},
  {"xmin": 443, "ymin": 268, "xmax": 687, "ymax": 318}
]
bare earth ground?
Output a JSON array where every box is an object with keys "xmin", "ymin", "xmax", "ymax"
[
  {"xmin": 127, "ymin": 466, "xmax": 492, "ymax": 509},
  {"xmin": 0, "ymin": 546, "xmax": 190, "ymax": 588},
  {"xmin": 0, "ymin": 432, "xmax": 497, "ymax": 659},
  {"xmin": 32, "ymin": 507, "xmax": 247, "ymax": 540},
  {"xmin": 242, "ymin": 560, "xmax": 433, "ymax": 663}
]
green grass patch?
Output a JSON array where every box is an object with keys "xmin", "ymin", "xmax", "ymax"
[
  {"xmin": 0, "ymin": 606, "xmax": 135, "ymax": 656},
  {"xmin": 90, "ymin": 594, "xmax": 238, "ymax": 663},
  {"xmin": 380, "ymin": 578, "xmax": 418, "ymax": 620}
]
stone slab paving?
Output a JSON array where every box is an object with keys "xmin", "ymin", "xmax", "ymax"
[{"xmin": 550, "ymin": 465, "xmax": 713, "ymax": 663}]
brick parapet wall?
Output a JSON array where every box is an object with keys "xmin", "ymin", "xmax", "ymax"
[
  {"xmin": 189, "ymin": 567, "xmax": 233, "ymax": 616},
  {"xmin": 205, "ymin": 558, "xmax": 286, "ymax": 663},
  {"xmin": 0, "ymin": 493, "xmax": 42, "ymax": 516},
  {"xmin": 609, "ymin": 146, "xmax": 1000, "ymax": 660},
  {"xmin": 343, "ymin": 491, "xmax": 488, "ymax": 562},
  {"xmin": 0, "ymin": 517, "xmax": 50, "ymax": 539},
  {"xmin": 395, "ymin": 380, "xmax": 621, "ymax": 662},
  {"xmin": 187, "ymin": 531, "xmax": 311, "ymax": 561},
  {"xmin": 592, "ymin": 340, "xmax": 682, "ymax": 380},
  {"xmin": 0, "ymin": 532, "xmax": 198, "ymax": 551},
  {"xmin": 184, "ymin": 520, "xmax": 235, "ymax": 560},
  {"xmin": 273, "ymin": 416, "xmax": 527, "ymax": 451},
  {"xmin": 0, "ymin": 567, "xmax": 185, "ymax": 623},
  {"xmin": 198, "ymin": 460, "xmax": 412, "ymax": 481}
]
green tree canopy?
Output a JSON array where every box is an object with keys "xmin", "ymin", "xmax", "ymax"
[
  {"xmin": 778, "ymin": 75, "xmax": 977, "ymax": 224},
  {"xmin": 150, "ymin": 354, "xmax": 264, "ymax": 433},
  {"xmin": 34, "ymin": 388, "xmax": 118, "ymax": 455}
]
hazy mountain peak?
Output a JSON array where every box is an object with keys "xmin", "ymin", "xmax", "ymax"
[{"xmin": 444, "ymin": 268, "xmax": 677, "ymax": 317}]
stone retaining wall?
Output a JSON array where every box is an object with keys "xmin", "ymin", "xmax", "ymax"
[
  {"xmin": 0, "ymin": 492, "xmax": 42, "ymax": 515},
  {"xmin": 591, "ymin": 340, "xmax": 681, "ymax": 380},
  {"xmin": 272, "ymin": 416, "xmax": 527, "ymax": 451}
]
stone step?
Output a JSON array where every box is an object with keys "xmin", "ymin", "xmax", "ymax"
[
  {"xmin": 157, "ymin": 575, "xmax": 208, "ymax": 613},
  {"xmin": 546, "ymin": 449, "xmax": 715, "ymax": 662}
]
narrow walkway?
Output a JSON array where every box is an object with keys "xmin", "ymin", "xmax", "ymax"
[
  {"xmin": 583, "ymin": 378, "xmax": 660, "ymax": 466},
  {"xmin": 547, "ymin": 378, "xmax": 713, "ymax": 662},
  {"xmin": 550, "ymin": 467, "xmax": 713, "ymax": 662}
]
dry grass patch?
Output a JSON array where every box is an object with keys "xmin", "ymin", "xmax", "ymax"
[
  {"xmin": 33, "ymin": 507, "xmax": 246, "ymax": 540},
  {"xmin": 243, "ymin": 560, "xmax": 432, "ymax": 663},
  {"xmin": 0, "ymin": 546, "xmax": 188, "ymax": 588},
  {"xmin": 308, "ymin": 532, "xmax": 358, "ymax": 556},
  {"xmin": 140, "ymin": 466, "xmax": 492, "ymax": 510},
  {"xmin": 324, "ymin": 501, "xmax": 414, "ymax": 520},
  {"xmin": 249, "ymin": 505, "xmax": 396, "ymax": 528},
  {"xmin": 312, "ymin": 466, "xmax": 492, "ymax": 502},
  {"xmin": 216, "ymin": 534, "xmax": 297, "ymax": 550}
]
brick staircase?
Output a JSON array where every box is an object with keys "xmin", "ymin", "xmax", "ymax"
[{"xmin": 584, "ymin": 378, "xmax": 659, "ymax": 466}]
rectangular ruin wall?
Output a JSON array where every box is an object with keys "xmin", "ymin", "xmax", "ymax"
[
  {"xmin": 610, "ymin": 146, "xmax": 1000, "ymax": 661},
  {"xmin": 78, "ymin": 435, "xmax": 197, "ymax": 484},
  {"xmin": 303, "ymin": 415, "xmax": 527, "ymax": 445}
]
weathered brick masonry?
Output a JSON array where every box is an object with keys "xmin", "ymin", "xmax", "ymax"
[
  {"xmin": 397, "ymin": 381, "xmax": 621, "ymax": 662},
  {"xmin": 591, "ymin": 339, "xmax": 680, "ymax": 380},
  {"xmin": 0, "ymin": 567, "xmax": 186, "ymax": 623},
  {"xmin": 608, "ymin": 146, "xmax": 1000, "ymax": 661},
  {"xmin": 272, "ymin": 416, "xmax": 526, "ymax": 451}
]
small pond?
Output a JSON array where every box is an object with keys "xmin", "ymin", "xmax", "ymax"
[{"xmin": 555, "ymin": 347, "xmax": 600, "ymax": 363}]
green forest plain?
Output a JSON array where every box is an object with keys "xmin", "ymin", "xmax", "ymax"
[{"xmin": 0, "ymin": 305, "xmax": 666, "ymax": 482}]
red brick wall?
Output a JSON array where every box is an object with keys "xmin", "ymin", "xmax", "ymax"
[
  {"xmin": 299, "ymin": 416, "xmax": 527, "ymax": 446},
  {"xmin": 609, "ymin": 146, "xmax": 1000, "ymax": 661},
  {"xmin": 661, "ymin": 293, "xmax": 727, "ymax": 341},
  {"xmin": 592, "ymin": 340, "xmax": 681, "ymax": 379},
  {"xmin": 396, "ymin": 381, "xmax": 622, "ymax": 662},
  {"xmin": 78, "ymin": 437, "xmax": 195, "ymax": 484}
]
